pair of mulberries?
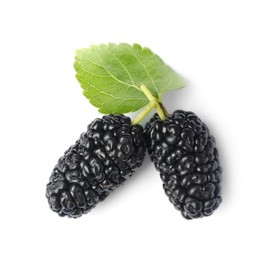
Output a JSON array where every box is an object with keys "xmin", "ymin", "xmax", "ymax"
[{"xmin": 46, "ymin": 110, "xmax": 222, "ymax": 219}]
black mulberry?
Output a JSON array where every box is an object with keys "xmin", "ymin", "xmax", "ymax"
[
  {"xmin": 145, "ymin": 110, "xmax": 222, "ymax": 219},
  {"xmin": 46, "ymin": 114, "xmax": 146, "ymax": 218}
]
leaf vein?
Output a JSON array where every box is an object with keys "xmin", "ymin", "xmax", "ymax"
[
  {"xmin": 111, "ymin": 53, "xmax": 135, "ymax": 86},
  {"xmin": 125, "ymin": 46, "xmax": 159, "ymax": 95},
  {"xmin": 93, "ymin": 49, "xmax": 141, "ymax": 91},
  {"xmin": 81, "ymin": 79, "xmax": 146, "ymax": 101}
]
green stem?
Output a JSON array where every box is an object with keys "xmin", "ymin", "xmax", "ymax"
[
  {"xmin": 159, "ymin": 102, "xmax": 169, "ymax": 116},
  {"xmin": 132, "ymin": 85, "xmax": 168, "ymax": 125},
  {"xmin": 140, "ymin": 85, "xmax": 166, "ymax": 121},
  {"xmin": 131, "ymin": 101, "xmax": 156, "ymax": 125},
  {"xmin": 140, "ymin": 84, "xmax": 156, "ymax": 102}
]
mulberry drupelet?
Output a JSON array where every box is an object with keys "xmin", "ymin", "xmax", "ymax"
[
  {"xmin": 145, "ymin": 110, "xmax": 222, "ymax": 219},
  {"xmin": 46, "ymin": 114, "xmax": 146, "ymax": 218}
]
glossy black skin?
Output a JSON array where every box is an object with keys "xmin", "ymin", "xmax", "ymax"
[
  {"xmin": 145, "ymin": 110, "xmax": 222, "ymax": 219},
  {"xmin": 46, "ymin": 114, "xmax": 146, "ymax": 218}
]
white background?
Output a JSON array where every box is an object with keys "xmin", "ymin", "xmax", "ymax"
[{"xmin": 0, "ymin": 0, "xmax": 271, "ymax": 259}]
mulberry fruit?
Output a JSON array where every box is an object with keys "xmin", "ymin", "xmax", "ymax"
[
  {"xmin": 145, "ymin": 110, "xmax": 222, "ymax": 219},
  {"xmin": 46, "ymin": 114, "xmax": 146, "ymax": 218}
]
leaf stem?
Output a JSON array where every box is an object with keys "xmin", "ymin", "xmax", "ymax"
[
  {"xmin": 139, "ymin": 85, "xmax": 166, "ymax": 121},
  {"xmin": 132, "ymin": 85, "xmax": 169, "ymax": 125},
  {"xmin": 140, "ymin": 84, "xmax": 156, "ymax": 102},
  {"xmin": 131, "ymin": 102, "xmax": 156, "ymax": 125},
  {"xmin": 155, "ymin": 102, "xmax": 166, "ymax": 121},
  {"xmin": 131, "ymin": 86, "xmax": 169, "ymax": 126},
  {"xmin": 159, "ymin": 102, "xmax": 169, "ymax": 116}
]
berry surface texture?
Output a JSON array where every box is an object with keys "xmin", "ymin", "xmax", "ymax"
[
  {"xmin": 145, "ymin": 110, "xmax": 222, "ymax": 219},
  {"xmin": 46, "ymin": 114, "xmax": 145, "ymax": 217}
]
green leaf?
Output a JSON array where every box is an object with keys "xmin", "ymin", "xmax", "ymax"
[{"xmin": 74, "ymin": 43, "xmax": 185, "ymax": 114}]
